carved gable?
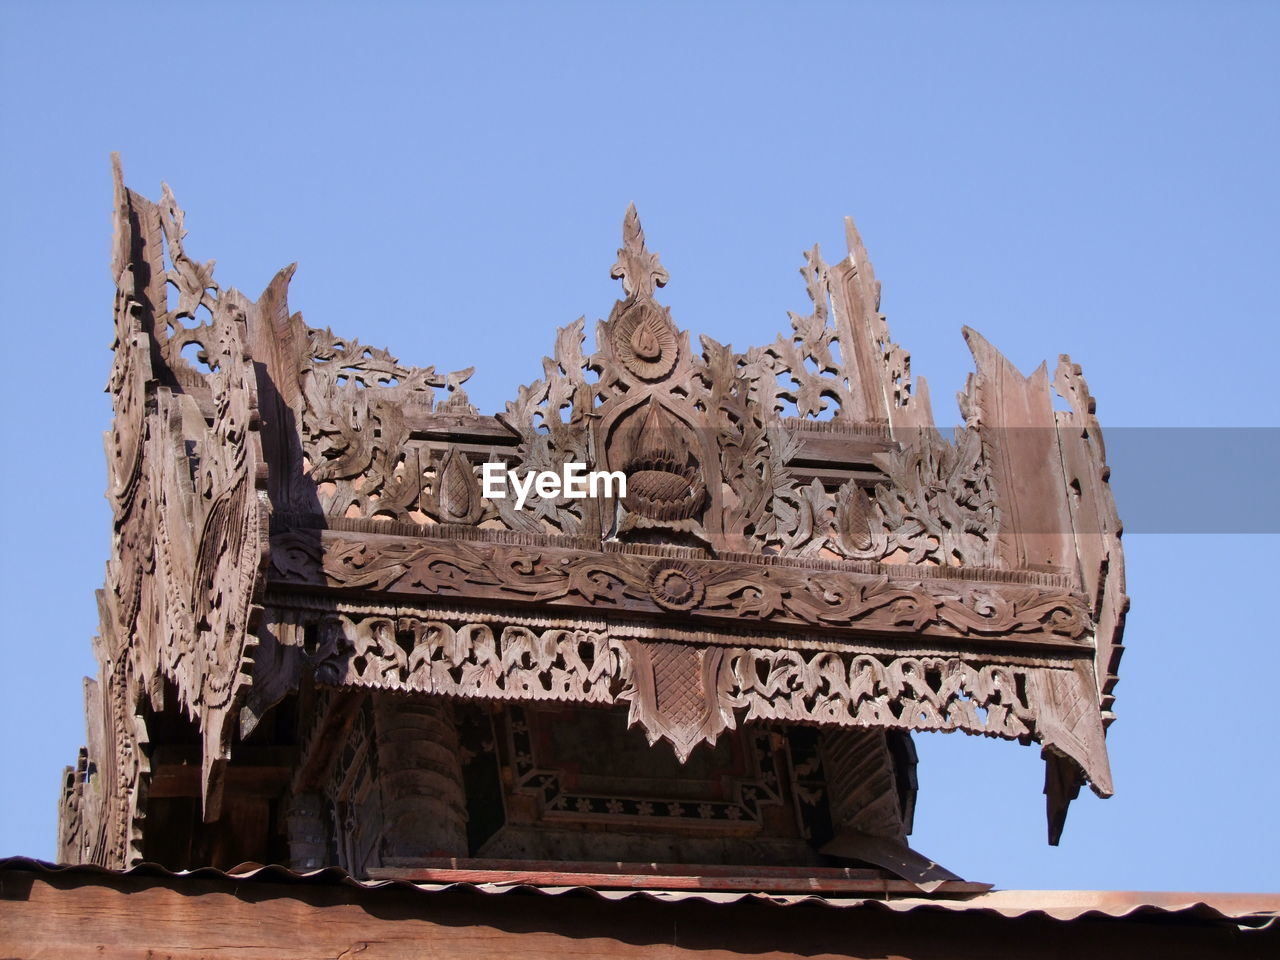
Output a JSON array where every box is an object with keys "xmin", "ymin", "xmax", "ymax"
[{"xmin": 59, "ymin": 158, "xmax": 1127, "ymax": 878}]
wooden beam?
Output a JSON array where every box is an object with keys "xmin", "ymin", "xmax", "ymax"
[{"xmin": 148, "ymin": 746, "xmax": 299, "ymax": 799}]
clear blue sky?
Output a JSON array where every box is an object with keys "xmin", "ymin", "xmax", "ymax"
[{"xmin": 1, "ymin": 1, "xmax": 1276, "ymax": 891}]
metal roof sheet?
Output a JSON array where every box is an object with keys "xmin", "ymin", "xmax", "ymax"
[{"xmin": 3, "ymin": 856, "xmax": 1276, "ymax": 930}]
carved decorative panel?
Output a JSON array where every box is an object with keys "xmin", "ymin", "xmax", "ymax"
[{"xmin": 504, "ymin": 705, "xmax": 785, "ymax": 829}]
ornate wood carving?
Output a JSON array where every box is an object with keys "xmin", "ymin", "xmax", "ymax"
[
  {"xmin": 60, "ymin": 159, "xmax": 1127, "ymax": 874},
  {"xmin": 268, "ymin": 607, "xmax": 1110, "ymax": 795},
  {"xmin": 306, "ymin": 612, "xmax": 628, "ymax": 705},
  {"xmin": 270, "ymin": 530, "xmax": 1090, "ymax": 643},
  {"xmin": 503, "ymin": 706, "xmax": 785, "ymax": 830}
]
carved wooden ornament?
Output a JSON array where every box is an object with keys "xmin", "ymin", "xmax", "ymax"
[{"xmin": 59, "ymin": 158, "xmax": 1127, "ymax": 872}]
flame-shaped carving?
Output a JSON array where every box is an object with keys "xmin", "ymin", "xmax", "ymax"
[{"xmin": 610, "ymin": 203, "xmax": 669, "ymax": 299}]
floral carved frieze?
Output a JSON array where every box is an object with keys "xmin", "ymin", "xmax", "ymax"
[
  {"xmin": 306, "ymin": 614, "xmax": 628, "ymax": 705},
  {"xmin": 291, "ymin": 610, "xmax": 1110, "ymax": 795},
  {"xmin": 270, "ymin": 530, "xmax": 1091, "ymax": 645}
]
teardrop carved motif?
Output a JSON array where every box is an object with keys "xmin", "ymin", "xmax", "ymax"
[
  {"xmin": 615, "ymin": 302, "xmax": 679, "ymax": 381},
  {"xmin": 435, "ymin": 448, "xmax": 482, "ymax": 525},
  {"xmin": 837, "ymin": 481, "xmax": 874, "ymax": 552},
  {"xmin": 631, "ymin": 319, "xmax": 662, "ymax": 361}
]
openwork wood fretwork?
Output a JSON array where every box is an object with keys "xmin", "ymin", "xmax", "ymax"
[{"xmin": 59, "ymin": 158, "xmax": 1126, "ymax": 879}]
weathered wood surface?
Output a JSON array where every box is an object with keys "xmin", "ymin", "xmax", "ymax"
[
  {"xmin": 261, "ymin": 607, "xmax": 1111, "ymax": 792},
  {"xmin": 2, "ymin": 868, "xmax": 1271, "ymax": 960},
  {"xmin": 270, "ymin": 528, "xmax": 1093, "ymax": 643}
]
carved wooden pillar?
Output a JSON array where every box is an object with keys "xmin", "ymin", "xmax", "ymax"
[
  {"xmin": 285, "ymin": 791, "xmax": 330, "ymax": 870},
  {"xmin": 818, "ymin": 728, "xmax": 907, "ymax": 840},
  {"xmin": 372, "ymin": 694, "xmax": 469, "ymax": 859}
]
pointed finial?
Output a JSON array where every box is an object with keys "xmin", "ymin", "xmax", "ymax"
[
  {"xmin": 111, "ymin": 153, "xmax": 130, "ymax": 282},
  {"xmin": 843, "ymin": 214, "xmax": 881, "ymax": 309},
  {"xmin": 842, "ymin": 215, "xmax": 860, "ymax": 256},
  {"xmin": 610, "ymin": 204, "xmax": 669, "ymax": 299}
]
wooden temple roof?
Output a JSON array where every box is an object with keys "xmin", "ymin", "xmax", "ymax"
[{"xmin": 57, "ymin": 156, "xmax": 1129, "ymax": 897}]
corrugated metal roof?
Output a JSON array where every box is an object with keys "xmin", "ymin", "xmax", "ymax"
[{"xmin": 3, "ymin": 857, "xmax": 1276, "ymax": 930}]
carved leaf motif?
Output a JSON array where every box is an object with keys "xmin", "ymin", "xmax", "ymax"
[
  {"xmin": 297, "ymin": 324, "xmax": 474, "ymax": 522},
  {"xmin": 159, "ymin": 182, "xmax": 219, "ymax": 321},
  {"xmin": 836, "ymin": 481, "xmax": 874, "ymax": 552},
  {"xmin": 436, "ymin": 448, "xmax": 481, "ymax": 524},
  {"xmin": 763, "ymin": 246, "xmax": 858, "ymax": 420},
  {"xmin": 290, "ymin": 535, "xmax": 1089, "ymax": 642}
]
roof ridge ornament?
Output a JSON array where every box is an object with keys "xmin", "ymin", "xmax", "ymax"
[{"xmin": 610, "ymin": 204, "xmax": 669, "ymax": 300}]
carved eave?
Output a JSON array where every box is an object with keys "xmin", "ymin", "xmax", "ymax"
[
  {"xmin": 269, "ymin": 528, "xmax": 1092, "ymax": 647},
  {"xmin": 262, "ymin": 523, "xmax": 1111, "ymax": 802},
  {"xmin": 59, "ymin": 164, "xmax": 1126, "ymax": 871}
]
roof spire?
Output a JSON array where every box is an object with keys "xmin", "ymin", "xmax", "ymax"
[{"xmin": 610, "ymin": 203, "xmax": 669, "ymax": 299}]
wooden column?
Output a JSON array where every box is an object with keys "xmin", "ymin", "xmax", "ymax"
[
  {"xmin": 285, "ymin": 791, "xmax": 330, "ymax": 870},
  {"xmin": 373, "ymin": 695, "xmax": 469, "ymax": 859}
]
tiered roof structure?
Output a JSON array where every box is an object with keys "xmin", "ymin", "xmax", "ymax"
[{"xmin": 58, "ymin": 158, "xmax": 1127, "ymax": 888}]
